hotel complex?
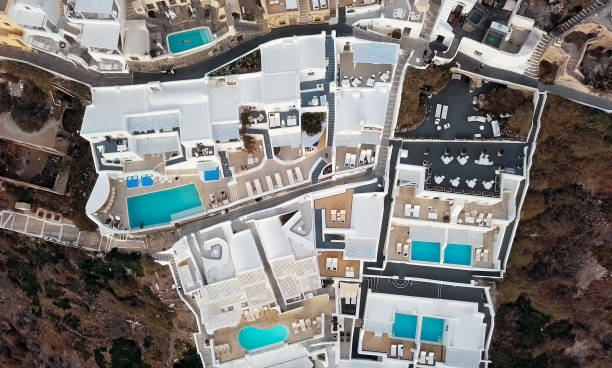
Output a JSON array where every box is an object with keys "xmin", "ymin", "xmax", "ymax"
[
  {"xmin": 6, "ymin": 0, "xmax": 608, "ymax": 366},
  {"xmin": 77, "ymin": 28, "xmax": 540, "ymax": 366}
]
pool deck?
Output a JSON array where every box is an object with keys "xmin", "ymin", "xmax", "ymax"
[
  {"xmin": 212, "ymin": 295, "xmax": 334, "ymax": 363},
  {"xmin": 361, "ymin": 330, "xmax": 415, "ymax": 361}
]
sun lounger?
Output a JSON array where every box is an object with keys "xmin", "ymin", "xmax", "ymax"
[
  {"xmin": 403, "ymin": 243, "xmax": 410, "ymax": 257},
  {"xmin": 266, "ymin": 175, "xmax": 275, "ymax": 190},
  {"xmin": 435, "ymin": 104, "xmax": 442, "ymax": 118},
  {"xmin": 344, "ymin": 153, "xmax": 351, "ymax": 167},
  {"xmin": 475, "ymin": 248, "xmax": 482, "ymax": 262},
  {"xmin": 483, "ymin": 249, "xmax": 489, "ymax": 262},
  {"xmin": 295, "ymin": 167, "xmax": 304, "ymax": 182},
  {"xmin": 398, "ymin": 344, "xmax": 404, "ymax": 358},
  {"xmin": 254, "ymin": 178, "xmax": 263, "ymax": 194},
  {"xmin": 274, "ymin": 173, "xmax": 283, "ymax": 187},
  {"xmin": 339, "ymin": 209, "xmax": 346, "ymax": 223},
  {"xmin": 243, "ymin": 310, "xmax": 250, "ymax": 321},
  {"xmin": 441, "ymin": 105, "xmax": 448, "ymax": 120},
  {"xmin": 350, "ymin": 153, "xmax": 357, "ymax": 168},
  {"xmin": 306, "ymin": 319, "xmax": 312, "ymax": 329},
  {"xmin": 419, "ymin": 351, "xmax": 427, "ymax": 363},
  {"xmin": 286, "ymin": 169, "xmax": 295, "ymax": 184},
  {"xmin": 366, "ymin": 149, "xmax": 373, "ymax": 163},
  {"xmin": 412, "ymin": 205, "xmax": 421, "ymax": 217},
  {"xmin": 359, "ymin": 150, "xmax": 367, "ymax": 164},
  {"xmin": 427, "ymin": 352, "xmax": 435, "ymax": 364},
  {"xmin": 331, "ymin": 258, "xmax": 338, "ymax": 271},
  {"xmin": 486, "ymin": 213, "xmax": 493, "ymax": 226},
  {"xmin": 397, "ymin": 242, "xmax": 402, "ymax": 256},
  {"xmin": 292, "ymin": 321, "xmax": 300, "ymax": 334},
  {"xmin": 391, "ymin": 344, "xmax": 397, "ymax": 357},
  {"xmin": 245, "ymin": 182, "xmax": 254, "ymax": 197},
  {"xmin": 299, "ymin": 319, "xmax": 307, "ymax": 331},
  {"xmin": 330, "ymin": 209, "xmax": 337, "ymax": 223},
  {"xmin": 404, "ymin": 204, "xmax": 412, "ymax": 216},
  {"xmin": 326, "ymin": 257, "xmax": 333, "ymax": 270}
]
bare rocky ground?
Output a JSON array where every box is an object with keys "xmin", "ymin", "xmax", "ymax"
[
  {"xmin": 491, "ymin": 95, "xmax": 612, "ymax": 367},
  {"xmin": 0, "ymin": 232, "xmax": 200, "ymax": 368}
]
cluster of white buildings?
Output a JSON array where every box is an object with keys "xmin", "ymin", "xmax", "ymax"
[{"xmin": 8, "ymin": 0, "xmax": 127, "ymax": 71}]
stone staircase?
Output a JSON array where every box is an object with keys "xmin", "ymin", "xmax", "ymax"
[
  {"xmin": 524, "ymin": 0, "xmax": 605, "ymax": 79},
  {"xmin": 419, "ymin": 0, "xmax": 442, "ymax": 39},
  {"xmin": 227, "ymin": 183, "xmax": 239, "ymax": 202},
  {"xmin": 325, "ymin": 35, "xmax": 336, "ymax": 147},
  {"xmin": 374, "ymin": 52, "xmax": 408, "ymax": 177},
  {"xmin": 299, "ymin": 0, "xmax": 310, "ymax": 23}
]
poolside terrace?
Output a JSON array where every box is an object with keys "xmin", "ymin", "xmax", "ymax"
[
  {"xmin": 276, "ymin": 145, "xmax": 304, "ymax": 161},
  {"xmin": 227, "ymin": 139, "xmax": 265, "ymax": 173},
  {"xmin": 386, "ymin": 224, "xmax": 411, "ymax": 262},
  {"xmin": 317, "ymin": 251, "xmax": 361, "ymax": 279},
  {"xmin": 393, "ymin": 186, "xmax": 451, "ymax": 223},
  {"xmin": 361, "ymin": 331, "xmax": 416, "ymax": 361},
  {"xmin": 212, "ymin": 295, "xmax": 334, "ymax": 363},
  {"xmin": 419, "ymin": 342, "xmax": 446, "ymax": 365}
]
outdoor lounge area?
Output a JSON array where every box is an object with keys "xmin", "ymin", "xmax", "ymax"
[
  {"xmin": 314, "ymin": 189, "xmax": 354, "ymax": 229},
  {"xmin": 361, "ymin": 330, "xmax": 416, "ymax": 360},
  {"xmin": 318, "ymin": 251, "xmax": 360, "ymax": 278}
]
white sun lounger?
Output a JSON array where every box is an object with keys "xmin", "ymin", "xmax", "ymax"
[
  {"xmin": 403, "ymin": 244, "xmax": 410, "ymax": 257},
  {"xmin": 427, "ymin": 352, "xmax": 435, "ymax": 364},
  {"xmin": 398, "ymin": 344, "xmax": 404, "ymax": 357},
  {"xmin": 254, "ymin": 178, "xmax": 263, "ymax": 194},
  {"xmin": 359, "ymin": 150, "xmax": 367, "ymax": 164},
  {"xmin": 483, "ymin": 249, "xmax": 489, "ymax": 262},
  {"xmin": 344, "ymin": 153, "xmax": 351, "ymax": 167},
  {"xmin": 435, "ymin": 104, "xmax": 442, "ymax": 118},
  {"xmin": 326, "ymin": 257, "xmax": 333, "ymax": 270},
  {"xmin": 366, "ymin": 149, "xmax": 373, "ymax": 163},
  {"xmin": 295, "ymin": 167, "xmax": 304, "ymax": 182},
  {"xmin": 441, "ymin": 105, "xmax": 448, "ymax": 120},
  {"xmin": 397, "ymin": 242, "xmax": 402, "ymax": 256},
  {"xmin": 266, "ymin": 175, "xmax": 275, "ymax": 190},
  {"xmin": 419, "ymin": 351, "xmax": 427, "ymax": 363},
  {"xmin": 391, "ymin": 345, "xmax": 397, "ymax": 357},
  {"xmin": 412, "ymin": 205, "xmax": 421, "ymax": 217},
  {"xmin": 245, "ymin": 182, "xmax": 254, "ymax": 197},
  {"xmin": 404, "ymin": 204, "xmax": 412, "ymax": 216},
  {"xmin": 349, "ymin": 153, "xmax": 357, "ymax": 168},
  {"xmin": 274, "ymin": 173, "xmax": 283, "ymax": 187},
  {"xmin": 286, "ymin": 169, "xmax": 295, "ymax": 184},
  {"xmin": 331, "ymin": 258, "xmax": 338, "ymax": 271},
  {"xmin": 475, "ymin": 248, "xmax": 482, "ymax": 262}
]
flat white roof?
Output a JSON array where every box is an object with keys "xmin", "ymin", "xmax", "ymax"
[
  {"xmin": 262, "ymin": 71, "xmax": 300, "ymax": 104},
  {"xmin": 260, "ymin": 34, "xmax": 326, "ymax": 74},
  {"xmin": 228, "ymin": 229, "xmax": 262, "ymax": 274},
  {"xmin": 75, "ymin": 0, "xmax": 114, "ymax": 15},
  {"xmin": 353, "ymin": 42, "xmax": 399, "ymax": 65},
  {"xmin": 81, "ymin": 21, "xmax": 121, "ymax": 50},
  {"xmin": 255, "ymin": 216, "xmax": 292, "ymax": 260},
  {"xmin": 123, "ymin": 20, "xmax": 150, "ymax": 56},
  {"xmin": 336, "ymin": 86, "xmax": 390, "ymax": 134}
]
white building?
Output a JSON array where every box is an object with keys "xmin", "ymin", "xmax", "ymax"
[
  {"xmin": 7, "ymin": 0, "xmax": 127, "ymax": 72},
  {"xmin": 360, "ymin": 291, "xmax": 488, "ymax": 367},
  {"xmin": 170, "ymin": 222, "xmax": 276, "ymax": 333}
]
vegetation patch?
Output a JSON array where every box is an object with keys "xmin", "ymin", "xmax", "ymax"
[
  {"xmin": 481, "ymin": 86, "xmax": 534, "ymax": 141},
  {"xmin": 110, "ymin": 338, "xmax": 149, "ymax": 368},
  {"xmin": 396, "ymin": 64, "xmax": 452, "ymax": 132},
  {"xmin": 301, "ymin": 112, "xmax": 326, "ymax": 136},
  {"xmin": 209, "ymin": 49, "xmax": 261, "ymax": 76}
]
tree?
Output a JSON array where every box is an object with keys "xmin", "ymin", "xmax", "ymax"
[{"xmin": 301, "ymin": 112, "xmax": 326, "ymax": 136}]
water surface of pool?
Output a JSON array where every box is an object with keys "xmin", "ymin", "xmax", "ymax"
[
  {"xmin": 444, "ymin": 243, "xmax": 472, "ymax": 266},
  {"xmin": 392, "ymin": 313, "xmax": 418, "ymax": 339},
  {"xmin": 168, "ymin": 27, "xmax": 213, "ymax": 54},
  {"xmin": 127, "ymin": 184, "xmax": 203, "ymax": 229},
  {"xmin": 421, "ymin": 317, "xmax": 445, "ymax": 343},
  {"xmin": 411, "ymin": 241, "xmax": 441, "ymax": 262},
  {"xmin": 238, "ymin": 325, "xmax": 289, "ymax": 350}
]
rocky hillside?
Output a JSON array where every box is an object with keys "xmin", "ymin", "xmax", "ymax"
[
  {"xmin": 491, "ymin": 95, "xmax": 612, "ymax": 367},
  {"xmin": 0, "ymin": 232, "xmax": 201, "ymax": 368}
]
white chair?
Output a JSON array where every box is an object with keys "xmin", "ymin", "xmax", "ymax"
[
  {"xmin": 295, "ymin": 167, "xmax": 304, "ymax": 182},
  {"xmin": 391, "ymin": 344, "xmax": 397, "ymax": 357}
]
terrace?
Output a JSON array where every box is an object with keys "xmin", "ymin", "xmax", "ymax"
[
  {"xmin": 212, "ymin": 295, "xmax": 334, "ymax": 363},
  {"xmin": 401, "ymin": 76, "xmax": 520, "ymax": 140},
  {"xmin": 314, "ymin": 188, "xmax": 354, "ymax": 229},
  {"xmin": 334, "ymin": 144, "xmax": 377, "ymax": 172},
  {"xmin": 400, "ymin": 141, "xmax": 526, "ymax": 196},
  {"xmin": 227, "ymin": 139, "xmax": 265, "ymax": 174},
  {"xmin": 317, "ymin": 251, "xmax": 361, "ymax": 279},
  {"xmin": 361, "ymin": 331, "xmax": 416, "ymax": 360},
  {"xmin": 337, "ymin": 46, "xmax": 393, "ymax": 88},
  {"xmin": 393, "ymin": 186, "xmax": 451, "ymax": 223},
  {"xmin": 418, "ymin": 342, "xmax": 446, "ymax": 365},
  {"xmin": 386, "ymin": 224, "xmax": 411, "ymax": 262}
]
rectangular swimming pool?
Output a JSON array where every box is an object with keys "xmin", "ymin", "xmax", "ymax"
[
  {"xmin": 444, "ymin": 243, "xmax": 472, "ymax": 266},
  {"xmin": 392, "ymin": 313, "xmax": 418, "ymax": 339},
  {"xmin": 411, "ymin": 241, "xmax": 441, "ymax": 262},
  {"xmin": 127, "ymin": 184, "xmax": 203, "ymax": 229},
  {"xmin": 167, "ymin": 27, "xmax": 213, "ymax": 54},
  {"xmin": 483, "ymin": 31, "xmax": 504, "ymax": 48},
  {"xmin": 421, "ymin": 317, "xmax": 445, "ymax": 343}
]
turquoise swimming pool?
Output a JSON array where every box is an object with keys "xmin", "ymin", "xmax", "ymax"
[
  {"xmin": 127, "ymin": 184, "xmax": 203, "ymax": 229},
  {"xmin": 421, "ymin": 317, "xmax": 445, "ymax": 343},
  {"xmin": 411, "ymin": 241, "xmax": 441, "ymax": 262},
  {"xmin": 392, "ymin": 313, "xmax": 418, "ymax": 339},
  {"xmin": 238, "ymin": 325, "xmax": 289, "ymax": 350},
  {"xmin": 167, "ymin": 27, "xmax": 213, "ymax": 54},
  {"xmin": 444, "ymin": 243, "xmax": 472, "ymax": 266},
  {"xmin": 483, "ymin": 30, "xmax": 504, "ymax": 48}
]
